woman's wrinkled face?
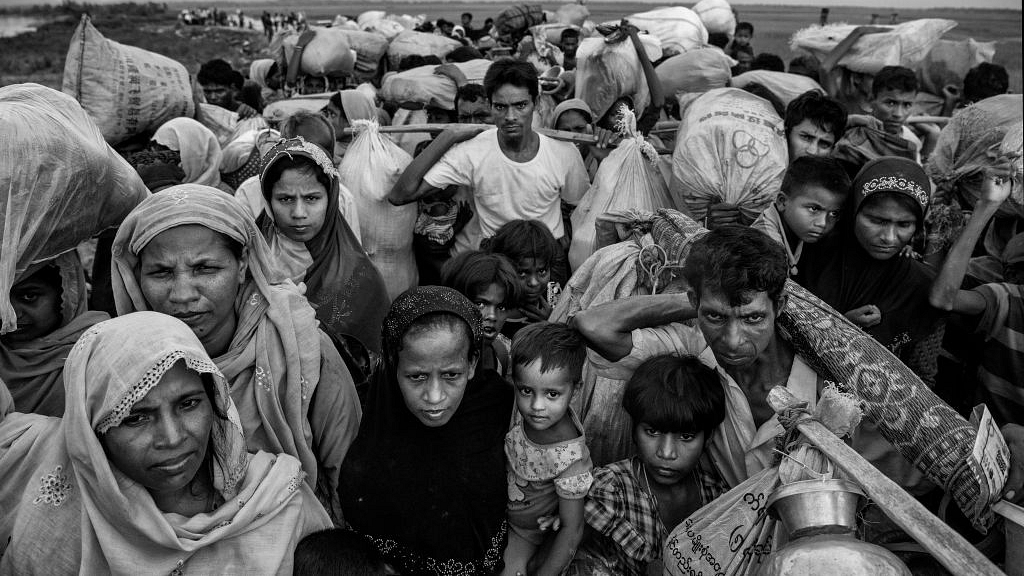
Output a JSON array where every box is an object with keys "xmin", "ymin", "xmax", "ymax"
[
  {"xmin": 270, "ymin": 167, "xmax": 329, "ymax": 243},
  {"xmin": 854, "ymin": 195, "xmax": 918, "ymax": 260},
  {"xmin": 3, "ymin": 267, "xmax": 62, "ymax": 345},
  {"xmin": 396, "ymin": 324, "xmax": 477, "ymax": 428},
  {"xmin": 138, "ymin": 225, "xmax": 246, "ymax": 356},
  {"xmin": 101, "ymin": 361, "xmax": 214, "ymax": 504}
]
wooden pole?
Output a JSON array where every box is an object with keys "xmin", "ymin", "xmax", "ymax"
[{"xmin": 766, "ymin": 386, "xmax": 1002, "ymax": 576}]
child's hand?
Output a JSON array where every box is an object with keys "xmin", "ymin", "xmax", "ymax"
[
  {"xmin": 522, "ymin": 299, "xmax": 552, "ymax": 322},
  {"xmin": 979, "ymin": 164, "xmax": 1015, "ymax": 206},
  {"xmin": 236, "ymin": 103, "xmax": 259, "ymax": 120},
  {"xmin": 898, "ymin": 245, "xmax": 922, "ymax": 260},
  {"xmin": 536, "ymin": 514, "xmax": 561, "ymax": 532},
  {"xmin": 845, "ymin": 305, "xmax": 881, "ymax": 328}
]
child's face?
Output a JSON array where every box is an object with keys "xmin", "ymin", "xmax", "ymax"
[
  {"xmin": 513, "ymin": 359, "xmax": 576, "ymax": 433},
  {"xmin": 733, "ymin": 29, "xmax": 752, "ymax": 47},
  {"xmin": 633, "ymin": 423, "xmax": 706, "ymax": 486},
  {"xmin": 733, "ymin": 51, "xmax": 754, "ymax": 74},
  {"xmin": 3, "ymin": 268, "xmax": 62, "ymax": 345},
  {"xmin": 870, "ymin": 88, "xmax": 916, "ymax": 134},
  {"xmin": 472, "ymin": 283, "xmax": 508, "ymax": 341},
  {"xmin": 786, "ymin": 119, "xmax": 836, "ymax": 161},
  {"xmin": 515, "ymin": 257, "xmax": 550, "ymax": 304},
  {"xmin": 777, "ymin": 186, "xmax": 845, "ymax": 244}
]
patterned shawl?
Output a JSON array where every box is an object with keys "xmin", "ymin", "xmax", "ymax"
[
  {"xmin": 0, "ymin": 252, "xmax": 108, "ymax": 416},
  {"xmin": 0, "ymin": 312, "xmax": 330, "ymax": 574}
]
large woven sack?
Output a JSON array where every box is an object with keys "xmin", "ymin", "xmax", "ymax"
[
  {"xmin": 337, "ymin": 30, "xmax": 390, "ymax": 78},
  {"xmin": 730, "ymin": 70, "xmax": 825, "ymax": 106},
  {"xmin": 0, "ymin": 84, "xmax": 149, "ymax": 333},
  {"xmin": 574, "ymin": 34, "xmax": 662, "ymax": 122},
  {"xmin": 380, "ymin": 60, "xmax": 491, "ymax": 111},
  {"xmin": 693, "ymin": 0, "xmax": 736, "ymax": 39},
  {"xmin": 386, "ymin": 30, "xmax": 462, "ymax": 69},
  {"xmin": 916, "ymin": 38, "xmax": 997, "ymax": 97},
  {"xmin": 281, "ymin": 26, "xmax": 356, "ymax": 77},
  {"xmin": 339, "ymin": 120, "xmax": 418, "ymax": 299},
  {"xmin": 622, "ymin": 7, "xmax": 707, "ymax": 55},
  {"xmin": 568, "ymin": 109, "xmax": 671, "ymax": 270},
  {"xmin": 790, "ymin": 19, "xmax": 956, "ymax": 75},
  {"xmin": 62, "ymin": 15, "xmax": 194, "ymax": 145},
  {"xmin": 656, "ymin": 48, "xmax": 733, "ymax": 98},
  {"xmin": 669, "ymin": 88, "xmax": 786, "ymax": 223}
]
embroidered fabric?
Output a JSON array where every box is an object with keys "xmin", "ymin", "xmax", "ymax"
[
  {"xmin": 860, "ymin": 174, "xmax": 928, "ymax": 208},
  {"xmin": 33, "ymin": 464, "xmax": 73, "ymax": 507},
  {"xmin": 373, "ymin": 521, "xmax": 507, "ymax": 576},
  {"xmin": 96, "ymin": 351, "xmax": 222, "ymax": 434}
]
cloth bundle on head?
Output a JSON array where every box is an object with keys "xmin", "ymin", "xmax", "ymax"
[
  {"xmin": 153, "ymin": 117, "xmax": 225, "ymax": 188},
  {"xmin": 669, "ymin": 87, "xmax": 787, "ymax": 224},
  {"xmin": 0, "ymin": 253, "xmax": 109, "ymax": 417},
  {"xmin": 0, "ymin": 312, "xmax": 331, "ymax": 574},
  {"xmin": 249, "ymin": 58, "xmax": 277, "ymax": 90},
  {"xmin": 110, "ymin": 185, "xmax": 341, "ymax": 499},
  {"xmin": 0, "ymin": 83, "xmax": 149, "ymax": 335},
  {"xmin": 339, "ymin": 286, "xmax": 512, "ymax": 574},
  {"xmin": 258, "ymin": 137, "xmax": 390, "ymax": 355},
  {"xmin": 729, "ymin": 70, "xmax": 825, "ymax": 107},
  {"xmin": 574, "ymin": 33, "xmax": 663, "ymax": 122},
  {"xmin": 656, "ymin": 49, "xmax": 733, "ymax": 99}
]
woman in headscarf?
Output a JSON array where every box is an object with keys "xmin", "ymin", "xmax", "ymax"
[
  {"xmin": 152, "ymin": 117, "xmax": 228, "ymax": 190},
  {"xmin": 0, "ymin": 312, "xmax": 331, "ymax": 573},
  {"xmin": 0, "ymin": 252, "xmax": 108, "ymax": 416},
  {"xmin": 111, "ymin": 184, "xmax": 360, "ymax": 521},
  {"xmin": 249, "ymin": 58, "xmax": 284, "ymax": 107},
  {"xmin": 321, "ymin": 89, "xmax": 378, "ymax": 163},
  {"xmin": 257, "ymin": 136, "xmax": 390, "ymax": 364},
  {"xmin": 339, "ymin": 286, "xmax": 513, "ymax": 575}
]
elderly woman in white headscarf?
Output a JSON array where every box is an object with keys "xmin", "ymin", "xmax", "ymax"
[
  {"xmin": 0, "ymin": 312, "xmax": 331, "ymax": 573},
  {"xmin": 152, "ymin": 117, "xmax": 229, "ymax": 191}
]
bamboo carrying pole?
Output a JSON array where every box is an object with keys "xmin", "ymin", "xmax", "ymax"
[{"xmin": 765, "ymin": 386, "xmax": 1002, "ymax": 576}]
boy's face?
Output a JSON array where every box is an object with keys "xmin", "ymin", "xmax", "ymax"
[
  {"xmin": 777, "ymin": 185, "xmax": 844, "ymax": 244},
  {"xmin": 513, "ymin": 359, "xmax": 576, "ymax": 434},
  {"xmin": 633, "ymin": 423, "xmax": 706, "ymax": 486},
  {"xmin": 3, "ymin": 269, "xmax": 63, "ymax": 345},
  {"xmin": 733, "ymin": 29, "xmax": 752, "ymax": 47},
  {"xmin": 787, "ymin": 119, "xmax": 836, "ymax": 160},
  {"xmin": 870, "ymin": 88, "xmax": 916, "ymax": 134},
  {"xmin": 515, "ymin": 257, "xmax": 550, "ymax": 304},
  {"xmin": 472, "ymin": 283, "xmax": 508, "ymax": 341},
  {"xmin": 733, "ymin": 51, "xmax": 754, "ymax": 74}
]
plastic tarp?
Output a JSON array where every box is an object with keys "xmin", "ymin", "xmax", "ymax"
[
  {"xmin": 387, "ymin": 30, "xmax": 462, "ymax": 69},
  {"xmin": 916, "ymin": 38, "xmax": 997, "ymax": 97},
  {"xmin": 280, "ymin": 26, "xmax": 356, "ymax": 77},
  {"xmin": 693, "ymin": 0, "xmax": 736, "ymax": 39},
  {"xmin": 730, "ymin": 70, "xmax": 826, "ymax": 106},
  {"xmin": 0, "ymin": 84, "xmax": 150, "ymax": 333},
  {"xmin": 790, "ymin": 19, "xmax": 957, "ymax": 75},
  {"xmin": 380, "ymin": 60, "xmax": 492, "ymax": 111},
  {"xmin": 574, "ymin": 34, "xmax": 662, "ymax": 122},
  {"xmin": 621, "ymin": 7, "xmax": 707, "ymax": 55},
  {"xmin": 656, "ymin": 48, "xmax": 734, "ymax": 98}
]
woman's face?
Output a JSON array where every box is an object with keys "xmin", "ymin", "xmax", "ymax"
[
  {"xmin": 270, "ymin": 167, "xmax": 329, "ymax": 243},
  {"xmin": 322, "ymin": 103, "xmax": 349, "ymax": 141},
  {"xmin": 138, "ymin": 225, "xmax": 247, "ymax": 357},
  {"xmin": 853, "ymin": 195, "xmax": 917, "ymax": 261},
  {"xmin": 101, "ymin": 361, "xmax": 214, "ymax": 507},
  {"xmin": 396, "ymin": 323, "xmax": 477, "ymax": 427},
  {"xmin": 3, "ymin": 267, "xmax": 62, "ymax": 345}
]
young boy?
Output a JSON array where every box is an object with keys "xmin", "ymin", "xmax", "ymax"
[
  {"xmin": 293, "ymin": 529, "xmax": 393, "ymax": 575},
  {"xmin": 486, "ymin": 219, "xmax": 567, "ymax": 336},
  {"xmin": 852, "ymin": 66, "xmax": 940, "ymax": 164},
  {"xmin": 503, "ymin": 322, "xmax": 592, "ymax": 576},
  {"xmin": 751, "ymin": 156, "xmax": 851, "ymax": 276},
  {"xmin": 440, "ymin": 250, "xmax": 523, "ymax": 376},
  {"xmin": 571, "ymin": 354, "xmax": 728, "ymax": 576},
  {"xmin": 728, "ymin": 22, "xmax": 754, "ymax": 61},
  {"xmin": 784, "ymin": 90, "xmax": 848, "ymax": 162}
]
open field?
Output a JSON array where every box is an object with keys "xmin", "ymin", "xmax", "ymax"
[{"xmin": 1, "ymin": 2, "xmax": 1020, "ymax": 93}]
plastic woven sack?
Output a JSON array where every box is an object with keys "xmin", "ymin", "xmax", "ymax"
[
  {"xmin": 339, "ymin": 119, "xmax": 418, "ymax": 299},
  {"xmin": 568, "ymin": 108, "xmax": 672, "ymax": 270},
  {"xmin": 281, "ymin": 26, "xmax": 356, "ymax": 77},
  {"xmin": 387, "ymin": 30, "xmax": 462, "ymax": 69},
  {"xmin": 669, "ymin": 88, "xmax": 786, "ymax": 223},
  {"xmin": 62, "ymin": 15, "xmax": 194, "ymax": 145},
  {"xmin": 0, "ymin": 84, "xmax": 149, "ymax": 333},
  {"xmin": 380, "ymin": 60, "xmax": 492, "ymax": 111},
  {"xmin": 621, "ymin": 7, "xmax": 707, "ymax": 56},
  {"xmin": 729, "ymin": 70, "xmax": 825, "ymax": 106},
  {"xmin": 656, "ymin": 49, "xmax": 734, "ymax": 98},
  {"xmin": 693, "ymin": 0, "xmax": 736, "ymax": 39},
  {"xmin": 337, "ymin": 30, "xmax": 390, "ymax": 78},
  {"xmin": 790, "ymin": 19, "xmax": 956, "ymax": 75},
  {"xmin": 916, "ymin": 39, "xmax": 996, "ymax": 97},
  {"xmin": 574, "ymin": 34, "xmax": 662, "ymax": 122}
]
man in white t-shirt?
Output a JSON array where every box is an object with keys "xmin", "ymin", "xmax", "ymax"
[{"xmin": 388, "ymin": 59, "xmax": 590, "ymax": 252}]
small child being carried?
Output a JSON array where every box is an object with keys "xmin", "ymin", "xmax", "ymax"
[{"xmin": 502, "ymin": 322, "xmax": 592, "ymax": 576}]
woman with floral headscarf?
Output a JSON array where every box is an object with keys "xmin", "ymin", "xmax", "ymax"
[
  {"xmin": 339, "ymin": 286, "xmax": 513, "ymax": 575},
  {"xmin": 111, "ymin": 184, "xmax": 360, "ymax": 522},
  {"xmin": 0, "ymin": 312, "xmax": 331, "ymax": 573}
]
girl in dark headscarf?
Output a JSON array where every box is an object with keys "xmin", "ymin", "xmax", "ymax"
[
  {"xmin": 339, "ymin": 286, "xmax": 513, "ymax": 575},
  {"xmin": 258, "ymin": 137, "xmax": 390, "ymax": 360},
  {"xmin": 797, "ymin": 156, "xmax": 945, "ymax": 378}
]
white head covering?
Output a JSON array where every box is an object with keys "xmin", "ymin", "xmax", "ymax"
[{"xmin": 153, "ymin": 117, "xmax": 225, "ymax": 187}]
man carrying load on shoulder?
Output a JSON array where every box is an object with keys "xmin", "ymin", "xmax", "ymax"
[{"xmin": 388, "ymin": 59, "xmax": 590, "ymax": 253}]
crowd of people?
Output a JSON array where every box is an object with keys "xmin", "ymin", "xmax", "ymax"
[{"xmin": 0, "ymin": 4, "xmax": 1022, "ymax": 576}]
